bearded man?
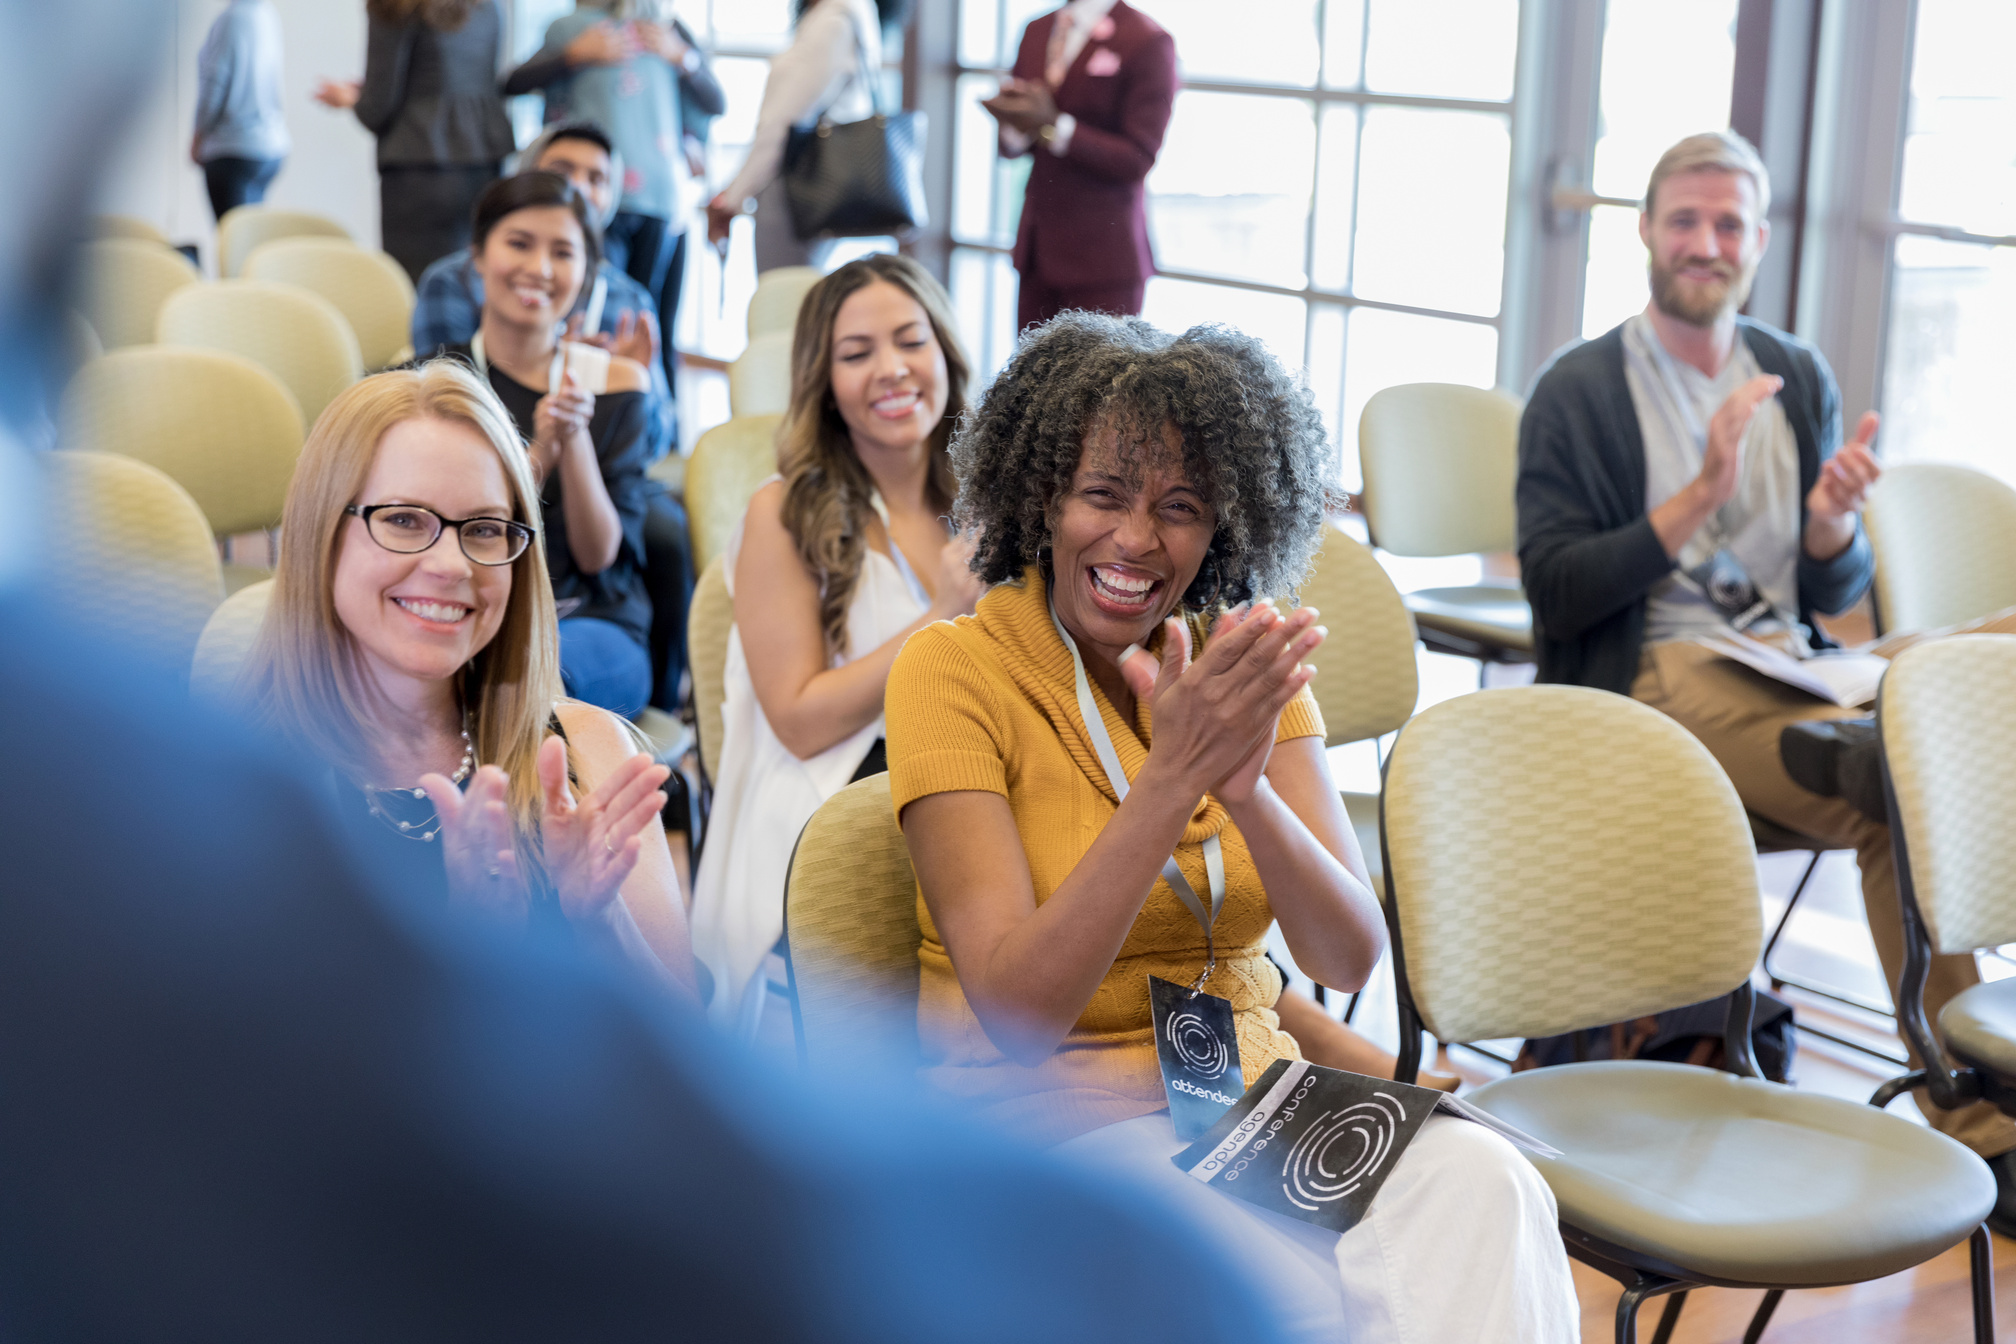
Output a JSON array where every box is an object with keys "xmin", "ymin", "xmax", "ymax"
[{"xmin": 1516, "ymin": 130, "xmax": 2016, "ymax": 1206}]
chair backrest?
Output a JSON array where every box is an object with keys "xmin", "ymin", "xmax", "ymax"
[
  {"xmin": 158, "ymin": 279, "xmax": 363, "ymax": 427},
  {"xmin": 686, "ymin": 412, "xmax": 783, "ymax": 575},
  {"xmin": 1865, "ymin": 463, "xmax": 2016, "ymax": 635},
  {"xmin": 66, "ymin": 309, "xmax": 104, "ymax": 370},
  {"xmin": 61, "ymin": 346, "xmax": 305, "ymax": 535},
  {"xmin": 36, "ymin": 450, "xmax": 225, "ymax": 671},
  {"xmin": 79, "ymin": 238, "xmax": 199, "ymax": 351},
  {"xmin": 244, "ymin": 238, "xmax": 416, "ymax": 370},
  {"xmin": 746, "ymin": 266, "xmax": 823, "ymax": 340},
  {"xmin": 1357, "ymin": 382, "xmax": 1522, "ymax": 557},
  {"xmin": 785, "ymin": 773, "xmax": 923, "ymax": 1070},
  {"xmin": 1299, "ymin": 522, "xmax": 1419, "ymax": 747},
  {"xmin": 216, "ymin": 205, "xmax": 350, "ymax": 279},
  {"xmin": 1382, "ymin": 684, "xmax": 1760, "ymax": 1044},
  {"xmin": 1880, "ymin": 635, "xmax": 2016, "ymax": 955},
  {"xmin": 687, "ymin": 555, "xmax": 734, "ymax": 784},
  {"xmin": 190, "ymin": 579, "xmax": 275, "ymax": 703},
  {"xmin": 92, "ymin": 214, "xmax": 173, "ymax": 248},
  {"xmin": 728, "ymin": 329, "xmax": 795, "ymax": 418}
]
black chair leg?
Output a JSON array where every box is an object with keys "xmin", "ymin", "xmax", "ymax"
[
  {"xmin": 1616, "ymin": 1279, "xmax": 1685, "ymax": 1344},
  {"xmin": 1972, "ymin": 1223, "xmax": 1996, "ymax": 1344},
  {"xmin": 1647, "ymin": 1288, "xmax": 1687, "ymax": 1344},
  {"xmin": 1343, "ymin": 989, "xmax": 1362, "ymax": 1024},
  {"xmin": 1741, "ymin": 1288, "xmax": 1783, "ymax": 1344}
]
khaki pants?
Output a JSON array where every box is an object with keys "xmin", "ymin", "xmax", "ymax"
[{"xmin": 1632, "ymin": 608, "xmax": 2016, "ymax": 1158}]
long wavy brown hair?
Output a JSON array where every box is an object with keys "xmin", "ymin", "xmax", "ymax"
[
  {"xmin": 367, "ymin": 0, "xmax": 481, "ymax": 30},
  {"xmin": 777, "ymin": 254, "xmax": 969, "ymax": 659}
]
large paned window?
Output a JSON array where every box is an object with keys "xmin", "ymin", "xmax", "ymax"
[
  {"xmin": 951, "ymin": 0, "xmax": 1516, "ymax": 491},
  {"xmin": 1878, "ymin": 0, "xmax": 2016, "ymax": 483}
]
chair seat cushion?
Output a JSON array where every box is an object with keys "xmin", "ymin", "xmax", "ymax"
[
  {"xmin": 1468, "ymin": 1060, "xmax": 1991, "ymax": 1286},
  {"xmin": 1404, "ymin": 582, "xmax": 1533, "ymax": 652},
  {"xmin": 1942, "ymin": 977, "xmax": 2016, "ymax": 1077}
]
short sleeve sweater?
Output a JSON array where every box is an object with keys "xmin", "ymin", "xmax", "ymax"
[{"xmin": 885, "ymin": 567, "xmax": 1324, "ymax": 1146}]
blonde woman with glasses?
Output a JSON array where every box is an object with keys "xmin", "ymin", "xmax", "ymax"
[{"xmin": 237, "ymin": 360, "xmax": 694, "ymax": 992}]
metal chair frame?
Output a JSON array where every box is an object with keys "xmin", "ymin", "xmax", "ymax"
[
  {"xmin": 1378, "ymin": 744, "xmax": 1996, "ymax": 1344},
  {"xmin": 1754, "ymin": 829, "xmax": 1908, "ymax": 1067}
]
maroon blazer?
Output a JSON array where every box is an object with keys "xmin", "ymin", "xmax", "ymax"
[{"xmin": 1005, "ymin": 3, "xmax": 1178, "ymax": 289}]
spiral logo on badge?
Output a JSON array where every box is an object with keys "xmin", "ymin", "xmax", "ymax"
[
  {"xmin": 1164, "ymin": 1008, "xmax": 1229, "ymax": 1080},
  {"xmin": 1281, "ymin": 1092, "xmax": 1406, "ymax": 1211}
]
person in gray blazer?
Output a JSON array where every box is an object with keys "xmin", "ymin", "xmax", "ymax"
[{"xmin": 315, "ymin": 0, "xmax": 517, "ymax": 281}]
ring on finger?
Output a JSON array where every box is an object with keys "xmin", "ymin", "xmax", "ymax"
[{"xmin": 603, "ymin": 835, "xmax": 618, "ymax": 856}]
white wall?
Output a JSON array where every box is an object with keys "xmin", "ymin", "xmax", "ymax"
[{"xmin": 96, "ymin": 0, "xmax": 380, "ymax": 271}]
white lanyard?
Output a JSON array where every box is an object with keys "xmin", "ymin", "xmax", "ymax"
[
  {"xmin": 469, "ymin": 330, "xmax": 565, "ymax": 395},
  {"xmin": 1050, "ymin": 600, "xmax": 1227, "ymax": 989},
  {"xmin": 867, "ymin": 491, "xmax": 932, "ymax": 611}
]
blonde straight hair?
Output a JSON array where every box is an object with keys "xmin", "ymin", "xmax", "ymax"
[
  {"xmin": 240, "ymin": 360, "xmax": 564, "ymax": 874},
  {"xmin": 777, "ymin": 253, "xmax": 968, "ymax": 659}
]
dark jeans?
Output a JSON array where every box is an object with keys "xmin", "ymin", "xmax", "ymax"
[
  {"xmin": 643, "ymin": 484, "xmax": 693, "ymax": 712},
  {"xmin": 601, "ymin": 211, "xmax": 686, "ymax": 397},
  {"xmin": 202, "ymin": 156, "xmax": 282, "ymax": 222},
  {"xmin": 379, "ymin": 162, "xmax": 499, "ymax": 283},
  {"xmin": 558, "ymin": 617, "xmax": 652, "ymax": 719}
]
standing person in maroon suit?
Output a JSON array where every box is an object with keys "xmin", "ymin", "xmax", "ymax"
[{"xmin": 982, "ymin": 1, "xmax": 1177, "ymax": 329}]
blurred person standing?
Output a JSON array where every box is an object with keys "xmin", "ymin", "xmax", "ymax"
[
  {"xmin": 704, "ymin": 0, "xmax": 911, "ymax": 273},
  {"xmin": 191, "ymin": 0, "xmax": 291, "ymax": 222},
  {"xmin": 314, "ymin": 0, "xmax": 516, "ymax": 282},
  {"xmin": 505, "ymin": 1, "xmax": 723, "ymax": 400},
  {"xmin": 981, "ymin": 1, "xmax": 1176, "ymax": 327}
]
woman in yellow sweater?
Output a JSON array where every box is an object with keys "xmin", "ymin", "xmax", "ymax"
[{"xmin": 885, "ymin": 315, "xmax": 1576, "ymax": 1342}]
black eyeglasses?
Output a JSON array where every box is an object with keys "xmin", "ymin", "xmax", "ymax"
[{"xmin": 345, "ymin": 503, "xmax": 534, "ymax": 567}]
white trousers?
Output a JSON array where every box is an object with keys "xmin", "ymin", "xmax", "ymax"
[{"xmin": 1058, "ymin": 1111, "xmax": 1579, "ymax": 1343}]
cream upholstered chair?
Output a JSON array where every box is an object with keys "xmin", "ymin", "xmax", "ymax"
[
  {"xmin": 1297, "ymin": 521, "xmax": 1418, "ymax": 893},
  {"xmin": 60, "ymin": 347, "xmax": 305, "ymax": 590},
  {"xmin": 746, "ymin": 266, "xmax": 822, "ymax": 339},
  {"xmin": 1357, "ymin": 383, "xmax": 1531, "ymax": 669},
  {"xmin": 1381, "ymin": 684, "xmax": 1995, "ymax": 1344},
  {"xmin": 91, "ymin": 214, "xmax": 173, "ymax": 248},
  {"xmin": 783, "ymin": 774, "xmax": 922, "ymax": 1070},
  {"xmin": 158, "ymin": 279, "xmax": 362, "ymax": 427},
  {"xmin": 686, "ymin": 555, "xmax": 734, "ymax": 787},
  {"xmin": 190, "ymin": 579, "xmax": 274, "ymax": 702},
  {"xmin": 728, "ymin": 329, "xmax": 794, "ymax": 418},
  {"xmin": 1873, "ymin": 635, "xmax": 2016, "ymax": 1131},
  {"xmin": 66, "ymin": 309, "xmax": 103, "ymax": 371},
  {"xmin": 79, "ymin": 238, "xmax": 199, "ymax": 351},
  {"xmin": 216, "ymin": 205, "xmax": 350, "ymax": 278},
  {"xmin": 37, "ymin": 450, "xmax": 225, "ymax": 673},
  {"xmin": 685, "ymin": 413, "xmax": 782, "ymax": 574},
  {"xmin": 1865, "ymin": 463, "xmax": 2016, "ymax": 635},
  {"xmin": 244, "ymin": 238, "xmax": 416, "ymax": 369}
]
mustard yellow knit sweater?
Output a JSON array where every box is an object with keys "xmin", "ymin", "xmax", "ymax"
[{"xmin": 885, "ymin": 569, "xmax": 1325, "ymax": 1146}]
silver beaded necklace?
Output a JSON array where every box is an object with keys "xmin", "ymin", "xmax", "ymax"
[{"xmin": 363, "ymin": 713, "xmax": 475, "ymax": 842}]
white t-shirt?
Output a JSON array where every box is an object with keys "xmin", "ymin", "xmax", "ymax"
[{"xmin": 1624, "ymin": 312, "xmax": 1806, "ymax": 650}]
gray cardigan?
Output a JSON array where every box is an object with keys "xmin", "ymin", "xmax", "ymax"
[
  {"xmin": 1515, "ymin": 318, "xmax": 1875, "ymax": 695},
  {"xmin": 355, "ymin": 0, "xmax": 516, "ymax": 168}
]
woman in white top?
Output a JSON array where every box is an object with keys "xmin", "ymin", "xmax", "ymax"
[
  {"xmin": 690, "ymin": 254, "xmax": 984, "ymax": 1032},
  {"xmin": 704, "ymin": 0, "xmax": 912, "ymax": 271}
]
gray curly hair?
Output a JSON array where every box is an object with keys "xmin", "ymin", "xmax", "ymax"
[{"xmin": 951, "ymin": 312, "xmax": 1341, "ymax": 609}]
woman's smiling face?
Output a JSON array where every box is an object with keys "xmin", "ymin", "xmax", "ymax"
[
  {"xmin": 826, "ymin": 278, "xmax": 949, "ymax": 456},
  {"xmin": 1049, "ymin": 418, "xmax": 1216, "ymax": 662},
  {"xmin": 331, "ymin": 416, "xmax": 517, "ymax": 698},
  {"xmin": 473, "ymin": 204, "xmax": 586, "ymax": 333}
]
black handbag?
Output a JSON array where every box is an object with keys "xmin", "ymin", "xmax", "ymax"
[{"xmin": 780, "ymin": 29, "xmax": 928, "ymax": 240}]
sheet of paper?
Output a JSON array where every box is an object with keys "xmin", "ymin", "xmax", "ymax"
[{"xmin": 1694, "ymin": 632, "xmax": 1887, "ymax": 708}]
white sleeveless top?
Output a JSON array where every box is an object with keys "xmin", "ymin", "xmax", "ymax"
[{"xmin": 690, "ymin": 482, "xmax": 929, "ymax": 1033}]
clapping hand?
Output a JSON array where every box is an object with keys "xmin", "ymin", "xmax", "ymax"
[
  {"xmin": 1809, "ymin": 411, "xmax": 1882, "ymax": 522},
  {"xmin": 928, "ymin": 533, "xmax": 987, "ymax": 620},
  {"xmin": 531, "ymin": 370, "xmax": 594, "ymax": 477},
  {"xmin": 565, "ymin": 20, "xmax": 635, "ymax": 68},
  {"xmin": 1119, "ymin": 600, "xmax": 1324, "ymax": 806},
  {"xmin": 422, "ymin": 765, "xmax": 525, "ymax": 921},
  {"xmin": 534, "ymin": 735, "xmax": 672, "ymax": 924},
  {"xmin": 980, "ymin": 77, "xmax": 1059, "ymax": 137},
  {"xmin": 571, "ymin": 309, "xmax": 659, "ymax": 371}
]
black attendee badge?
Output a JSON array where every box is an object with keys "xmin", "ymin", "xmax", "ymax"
[
  {"xmin": 1149, "ymin": 974, "xmax": 1246, "ymax": 1140},
  {"xmin": 1171, "ymin": 1059, "xmax": 1561, "ymax": 1234}
]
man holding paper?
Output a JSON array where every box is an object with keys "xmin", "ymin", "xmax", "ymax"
[{"xmin": 1518, "ymin": 130, "xmax": 2016, "ymax": 1186}]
